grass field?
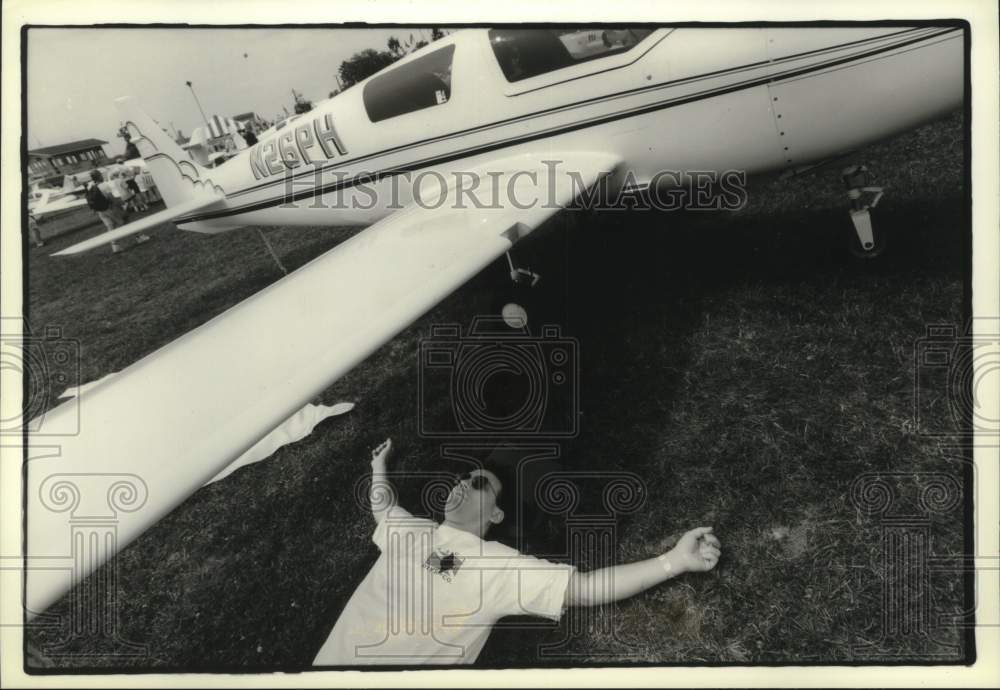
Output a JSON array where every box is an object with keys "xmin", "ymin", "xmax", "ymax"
[{"xmin": 25, "ymin": 111, "xmax": 968, "ymax": 668}]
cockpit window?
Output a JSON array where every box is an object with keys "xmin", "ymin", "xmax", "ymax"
[
  {"xmin": 489, "ymin": 29, "xmax": 654, "ymax": 82},
  {"xmin": 363, "ymin": 44, "xmax": 455, "ymax": 123}
]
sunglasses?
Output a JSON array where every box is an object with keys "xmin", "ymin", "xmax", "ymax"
[{"xmin": 454, "ymin": 472, "xmax": 495, "ymax": 493}]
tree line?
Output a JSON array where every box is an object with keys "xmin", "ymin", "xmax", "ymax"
[{"xmin": 335, "ymin": 28, "xmax": 447, "ymax": 93}]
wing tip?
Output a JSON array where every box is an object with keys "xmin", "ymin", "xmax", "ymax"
[{"xmin": 51, "ymin": 242, "xmax": 95, "ymax": 257}]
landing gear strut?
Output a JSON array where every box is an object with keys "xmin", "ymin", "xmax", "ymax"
[
  {"xmin": 842, "ymin": 165, "xmax": 886, "ymax": 258},
  {"xmin": 506, "ymin": 251, "xmax": 541, "ymax": 288},
  {"xmin": 501, "ymin": 251, "xmax": 541, "ymax": 328}
]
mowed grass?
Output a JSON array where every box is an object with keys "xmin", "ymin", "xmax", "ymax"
[{"xmin": 25, "ymin": 112, "xmax": 967, "ymax": 668}]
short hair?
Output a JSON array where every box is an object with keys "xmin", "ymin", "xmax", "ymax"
[
  {"xmin": 482, "ymin": 447, "xmax": 567, "ymax": 549},
  {"xmin": 90, "ymin": 170, "xmax": 102, "ymax": 181},
  {"xmin": 482, "ymin": 462, "xmax": 517, "ymax": 534}
]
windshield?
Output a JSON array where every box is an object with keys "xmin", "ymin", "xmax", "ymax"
[{"xmin": 488, "ymin": 28, "xmax": 654, "ymax": 82}]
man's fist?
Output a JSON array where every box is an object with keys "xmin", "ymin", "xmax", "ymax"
[
  {"xmin": 370, "ymin": 438, "xmax": 393, "ymax": 466},
  {"xmin": 667, "ymin": 526, "xmax": 721, "ymax": 574}
]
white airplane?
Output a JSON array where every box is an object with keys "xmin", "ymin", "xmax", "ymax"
[
  {"xmin": 26, "ymin": 185, "xmax": 87, "ymax": 220},
  {"xmin": 26, "ymin": 26, "xmax": 963, "ymax": 618}
]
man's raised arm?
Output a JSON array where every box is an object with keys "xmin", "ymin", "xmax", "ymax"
[
  {"xmin": 369, "ymin": 438, "xmax": 398, "ymax": 524},
  {"xmin": 564, "ymin": 527, "xmax": 722, "ymax": 607}
]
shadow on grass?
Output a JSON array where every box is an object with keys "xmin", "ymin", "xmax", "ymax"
[{"xmin": 476, "ymin": 193, "xmax": 968, "ymax": 664}]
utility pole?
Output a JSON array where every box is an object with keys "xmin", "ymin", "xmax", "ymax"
[{"xmin": 185, "ymin": 80, "xmax": 211, "ymax": 134}]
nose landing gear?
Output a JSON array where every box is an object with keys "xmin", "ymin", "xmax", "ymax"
[
  {"xmin": 506, "ymin": 251, "xmax": 541, "ymax": 288},
  {"xmin": 842, "ymin": 164, "xmax": 887, "ymax": 258}
]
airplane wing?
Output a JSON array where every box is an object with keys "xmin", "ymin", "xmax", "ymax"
[
  {"xmin": 26, "ymin": 151, "xmax": 620, "ymax": 617},
  {"xmin": 51, "ymin": 195, "xmax": 226, "ymax": 256}
]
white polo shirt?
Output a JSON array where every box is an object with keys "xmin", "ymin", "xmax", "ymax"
[{"xmin": 313, "ymin": 506, "xmax": 575, "ymax": 666}]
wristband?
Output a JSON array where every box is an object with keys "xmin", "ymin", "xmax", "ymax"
[{"xmin": 657, "ymin": 553, "xmax": 674, "ymax": 576}]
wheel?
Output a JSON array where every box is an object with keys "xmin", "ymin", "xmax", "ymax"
[
  {"xmin": 500, "ymin": 302, "xmax": 529, "ymax": 329},
  {"xmin": 495, "ymin": 282, "xmax": 539, "ymax": 329},
  {"xmin": 848, "ymin": 229, "xmax": 888, "ymax": 258}
]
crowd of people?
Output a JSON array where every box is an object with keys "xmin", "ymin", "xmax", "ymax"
[
  {"xmin": 29, "ymin": 158, "xmax": 163, "ymax": 251},
  {"xmin": 83, "ymin": 162, "xmax": 154, "ymax": 254},
  {"xmin": 33, "ymin": 121, "xmax": 263, "ymax": 251}
]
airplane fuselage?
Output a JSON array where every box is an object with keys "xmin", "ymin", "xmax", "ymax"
[{"xmin": 174, "ymin": 27, "xmax": 963, "ymax": 233}]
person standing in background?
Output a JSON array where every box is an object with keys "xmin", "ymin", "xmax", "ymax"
[
  {"xmin": 111, "ymin": 170, "xmax": 137, "ymax": 215},
  {"xmin": 132, "ymin": 165, "xmax": 157, "ymax": 206},
  {"xmin": 124, "ymin": 167, "xmax": 148, "ymax": 212},
  {"xmin": 27, "ymin": 212, "xmax": 44, "ymax": 248}
]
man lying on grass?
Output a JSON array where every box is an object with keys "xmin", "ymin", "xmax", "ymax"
[{"xmin": 313, "ymin": 438, "xmax": 722, "ymax": 665}]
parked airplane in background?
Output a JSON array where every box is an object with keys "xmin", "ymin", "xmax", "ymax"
[
  {"xmin": 27, "ymin": 26, "xmax": 964, "ymax": 618},
  {"xmin": 26, "ymin": 184, "xmax": 87, "ymax": 220}
]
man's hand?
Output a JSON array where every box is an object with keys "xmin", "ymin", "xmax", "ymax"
[
  {"xmin": 665, "ymin": 527, "xmax": 721, "ymax": 574},
  {"xmin": 370, "ymin": 438, "xmax": 392, "ymax": 467},
  {"xmin": 566, "ymin": 526, "xmax": 722, "ymax": 607},
  {"xmin": 369, "ymin": 438, "xmax": 397, "ymax": 522}
]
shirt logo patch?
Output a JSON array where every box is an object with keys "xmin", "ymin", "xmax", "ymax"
[{"xmin": 424, "ymin": 549, "xmax": 464, "ymax": 583}]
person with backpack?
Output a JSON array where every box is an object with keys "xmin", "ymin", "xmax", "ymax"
[{"xmin": 86, "ymin": 170, "xmax": 150, "ymax": 254}]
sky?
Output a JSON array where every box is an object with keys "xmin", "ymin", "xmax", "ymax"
[{"xmin": 26, "ymin": 27, "xmax": 425, "ymax": 155}]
